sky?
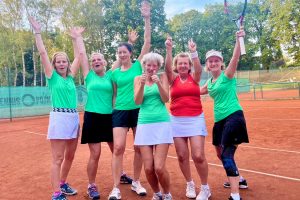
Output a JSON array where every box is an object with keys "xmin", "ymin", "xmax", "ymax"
[{"xmin": 164, "ymin": 0, "xmax": 224, "ymax": 19}]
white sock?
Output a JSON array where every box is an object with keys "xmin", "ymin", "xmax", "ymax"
[
  {"xmin": 88, "ymin": 183, "xmax": 96, "ymax": 188},
  {"xmin": 201, "ymin": 184, "xmax": 209, "ymax": 190},
  {"xmin": 155, "ymin": 191, "xmax": 162, "ymax": 196},
  {"xmin": 231, "ymin": 193, "xmax": 240, "ymax": 200},
  {"xmin": 187, "ymin": 180, "xmax": 194, "ymax": 185},
  {"xmin": 239, "ymin": 176, "xmax": 244, "ymax": 181}
]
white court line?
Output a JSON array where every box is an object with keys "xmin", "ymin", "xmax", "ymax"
[
  {"xmin": 24, "ymin": 131, "xmax": 46, "ymax": 136},
  {"xmin": 20, "ymin": 131, "xmax": 300, "ymax": 182},
  {"xmin": 125, "ymin": 148, "xmax": 300, "ymax": 182},
  {"xmin": 241, "ymin": 145, "xmax": 300, "ymax": 154}
]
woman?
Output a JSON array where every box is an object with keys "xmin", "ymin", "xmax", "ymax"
[
  {"xmin": 74, "ymin": 28, "xmax": 138, "ymax": 200},
  {"xmin": 108, "ymin": 1, "xmax": 151, "ymax": 199},
  {"xmin": 134, "ymin": 52, "xmax": 173, "ymax": 200},
  {"xmin": 29, "ymin": 17, "xmax": 81, "ymax": 200},
  {"xmin": 165, "ymin": 36, "xmax": 211, "ymax": 200},
  {"xmin": 200, "ymin": 29, "xmax": 249, "ymax": 200}
]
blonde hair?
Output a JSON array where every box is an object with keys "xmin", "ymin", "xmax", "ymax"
[
  {"xmin": 90, "ymin": 52, "xmax": 106, "ymax": 71},
  {"xmin": 172, "ymin": 52, "xmax": 192, "ymax": 73},
  {"xmin": 51, "ymin": 52, "xmax": 71, "ymax": 75},
  {"xmin": 141, "ymin": 52, "xmax": 164, "ymax": 69}
]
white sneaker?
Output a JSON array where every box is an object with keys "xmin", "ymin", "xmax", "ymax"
[
  {"xmin": 131, "ymin": 181, "xmax": 147, "ymax": 196},
  {"xmin": 186, "ymin": 181, "xmax": 196, "ymax": 198},
  {"xmin": 196, "ymin": 186, "xmax": 211, "ymax": 200},
  {"xmin": 108, "ymin": 187, "xmax": 121, "ymax": 200},
  {"xmin": 152, "ymin": 192, "xmax": 163, "ymax": 200},
  {"xmin": 163, "ymin": 193, "xmax": 172, "ymax": 200}
]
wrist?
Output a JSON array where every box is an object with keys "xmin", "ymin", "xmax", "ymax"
[
  {"xmin": 35, "ymin": 32, "xmax": 41, "ymax": 35},
  {"xmin": 190, "ymin": 51, "xmax": 198, "ymax": 59}
]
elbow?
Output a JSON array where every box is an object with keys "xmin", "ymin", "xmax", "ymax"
[{"xmin": 134, "ymin": 96, "xmax": 142, "ymax": 105}]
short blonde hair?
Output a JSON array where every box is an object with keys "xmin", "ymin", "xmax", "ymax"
[
  {"xmin": 172, "ymin": 52, "xmax": 192, "ymax": 73},
  {"xmin": 51, "ymin": 52, "xmax": 71, "ymax": 75},
  {"xmin": 141, "ymin": 52, "xmax": 164, "ymax": 69},
  {"xmin": 90, "ymin": 52, "xmax": 107, "ymax": 71}
]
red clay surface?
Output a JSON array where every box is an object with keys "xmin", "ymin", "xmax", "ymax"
[{"xmin": 1, "ymin": 98, "xmax": 300, "ymax": 200}]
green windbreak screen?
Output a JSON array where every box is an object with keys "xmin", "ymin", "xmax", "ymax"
[{"xmin": 0, "ymin": 86, "xmax": 87, "ymax": 119}]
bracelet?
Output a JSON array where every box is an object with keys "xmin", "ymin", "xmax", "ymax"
[
  {"xmin": 190, "ymin": 51, "xmax": 198, "ymax": 59},
  {"xmin": 35, "ymin": 33, "xmax": 41, "ymax": 35}
]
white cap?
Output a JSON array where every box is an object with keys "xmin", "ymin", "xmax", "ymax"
[{"xmin": 205, "ymin": 50, "xmax": 223, "ymax": 61}]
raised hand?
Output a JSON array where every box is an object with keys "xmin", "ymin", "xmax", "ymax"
[
  {"xmin": 165, "ymin": 34, "xmax": 173, "ymax": 51},
  {"xmin": 28, "ymin": 16, "xmax": 41, "ymax": 34},
  {"xmin": 128, "ymin": 29, "xmax": 139, "ymax": 44},
  {"xmin": 141, "ymin": 0, "xmax": 151, "ymax": 18},
  {"xmin": 68, "ymin": 27, "xmax": 85, "ymax": 39},
  {"xmin": 188, "ymin": 39, "xmax": 197, "ymax": 53},
  {"xmin": 236, "ymin": 27, "xmax": 246, "ymax": 39}
]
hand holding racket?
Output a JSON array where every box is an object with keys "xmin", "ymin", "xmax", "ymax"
[{"xmin": 224, "ymin": 0, "xmax": 247, "ymax": 55}]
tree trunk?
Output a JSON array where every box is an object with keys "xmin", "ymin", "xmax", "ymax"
[
  {"xmin": 12, "ymin": 46, "xmax": 18, "ymax": 86},
  {"xmin": 33, "ymin": 44, "xmax": 37, "ymax": 86},
  {"xmin": 22, "ymin": 50, "xmax": 26, "ymax": 86}
]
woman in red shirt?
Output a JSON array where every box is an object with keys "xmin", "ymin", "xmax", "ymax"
[{"xmin": 165, "ymin": 36, "xmax": 211, "ymax": 200}]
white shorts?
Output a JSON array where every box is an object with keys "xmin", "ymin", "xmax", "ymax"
[
  {"xmin": 135, "ymin": 122, "xmax": 173, "ymax": 145},
  {"xmin": 171, "ymin": 113, "xmax": 208, "ymax": 137},
  {"xmin": 47, "ymin": 111, "xmax": 80, "ymax": 139}
]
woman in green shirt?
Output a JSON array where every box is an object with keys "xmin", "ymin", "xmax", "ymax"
[
  {"xmin": 29, "ymin": 17, "xmax": 81, "ymax": 200},
  {"xmin": 201, "ymin": 29, "xmax": 249, "ymax": 200},
  {"xmin": 108, "ymin": 1, "xmax": 151, "ymax": 200}
]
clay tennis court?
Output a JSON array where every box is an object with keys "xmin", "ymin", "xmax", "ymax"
[{"xmin": 1, "ymin": 96, "xmax": 300, "ymax": 200}]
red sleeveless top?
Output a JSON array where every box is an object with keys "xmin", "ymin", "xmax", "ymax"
[{"xmin": 170, "ymin": 75, "xmax": 203, "ymax": 116}]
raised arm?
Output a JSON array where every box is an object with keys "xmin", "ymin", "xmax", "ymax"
[
  {"xmin": 189, "ymin": 39, "xmax": 202, "ymax": 83},
  {"xmin": 134, "ymin": 74, "xmax": 147, "ymax": 105},
  {"xmin": 165, "ymin": 35, "xmax": 176, "ymax": 85},
  {"xmin": 69, "ymin": 27, "xmax": 85, "ymax": 77},
  {"xmin": 28, "ymin": 16, "xmax": 52, "ymax": 78},
  {"xmin": 152, "ymin": 72, "xmax": 169, "ymax": 103},
  {"xmin": 137, "ymin": 1, "xmax": 151, "ymax": 61},
  {"xmin": 225, "ymin": 28, "xmax": 245, "ymax": 79},
  {"xmin": 69, "ymin": 27, "xmax": 89, "ymax": 78}
]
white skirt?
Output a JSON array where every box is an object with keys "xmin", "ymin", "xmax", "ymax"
[
  {"xmin": 135, "ymin": 122, "xmax": 173, "ymax": 145},
  {"xmin": 171, "ymin": 113, "xmax": 208, "ymax": 137},
  {"xmin": 47, "ymin": 111, "xmax": 80, "ymax": 139}
]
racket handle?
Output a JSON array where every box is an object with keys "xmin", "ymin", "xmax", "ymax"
[{"xmin": 239, "ymin": 36, "xmax": 246, "ymax": 55}]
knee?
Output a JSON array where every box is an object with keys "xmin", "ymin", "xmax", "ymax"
[
  {"xmin": 177, "ymin": 152, "xmax": 188, "ymax": 163},
  {"xmin": 154, "ymin": 165, "xmax": 165, "ymax": 176},
  {"xmin": 53, "ymin": 155, "xmax": 64, "ymax": 166},
  {"xmin": 144, "ymin": 166, "xmax": 155, "ymax": 176},
  {"xmin": 90, "ymin": 151, "xmax": 100, "ymax": 161},
  {"xmin": 114, "ymin": 144, "xmax": 125, "ymax": 156},
  {"xmin": 192, "ymin": 152, "xmax": 206, "ymax": 164},
  {"xmin": 221, "ymin": 154, "xmax": 239, "ymax": 177}
]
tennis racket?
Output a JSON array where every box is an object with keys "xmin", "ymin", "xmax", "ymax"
[{"xmin": 224, "ymin": 0, "xmax": 247, "ymax": 55}]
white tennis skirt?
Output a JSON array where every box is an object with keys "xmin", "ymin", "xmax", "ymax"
[
  {"xmin": 171, "ymin": 113, "xmax": 208, "ymax": 137},
  {"xmin": 134, "ymin": 122, "xmax": 174, "ymax": 145},
  {"xmin": 47, "ymin": 111, "xmax": 80, "ymax": 139}
]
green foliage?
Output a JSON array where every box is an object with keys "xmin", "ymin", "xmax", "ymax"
[{"xmin": 0, "ymin": 0, "xmax": 299, "ymax": 86}]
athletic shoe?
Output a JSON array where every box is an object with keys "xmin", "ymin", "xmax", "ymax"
[
  {"xmin": 120, "ymin": 173, "xmax": 133, "ymax": 184},
  {"xmin": 223, "ymin": 179, "xmax": 248, "ymax": 189},
  {"xmin": 186, "ymin": 181, "xmax": 196, "ymax": 198},
  {"xmin": 163, "ymin": 193, "xmax": 172, "ymax": 200},
  {"xmin": 87, "ymin": 185, "xmax": 100, "ymax": 200},
  {"xmin": 52, "ymin": 193, "xmax": 67, "ymax": 200},
  {"xmin": 60, "ymin": 183, "xmax": 77, "ymax": 195},
  {"xmin": 152, "ymin": 193, "xmax": 163, "ymax": 200},
  {"xmin": 131, "ymin": 181, "xmax": 147, "ymax": 196},
  {"xmin": 228, "ymin": 196, "xmax": 242, "ymax": 200},
  {"xmin": 108, "ymin": 187, "xmax": 121, "ymax": 200},
  {"xmin": 196, "ymin": 186, "xmax": 211, "ymax": 200}
]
